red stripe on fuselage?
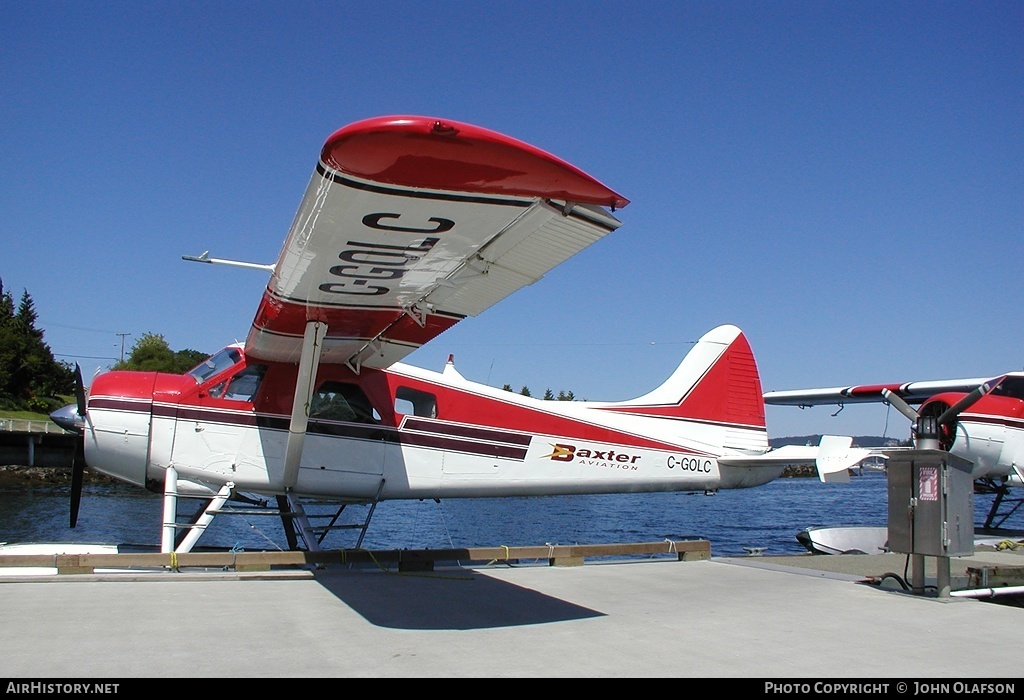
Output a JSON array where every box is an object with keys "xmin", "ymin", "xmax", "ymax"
[{"xmin": 386, "ymin": 372, "xmax": 716, "ymax": 454}]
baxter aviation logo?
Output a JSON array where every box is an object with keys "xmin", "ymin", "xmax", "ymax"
[{"xmin": 543, "ymin": 443, "xmax": 641, "ymax": 469}]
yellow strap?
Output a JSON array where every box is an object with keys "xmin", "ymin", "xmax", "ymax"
[{"xmin": 487, "ymin": 545, "xmax": 511, "ymax": 566}]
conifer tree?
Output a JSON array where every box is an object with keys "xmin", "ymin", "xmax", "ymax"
[{"xmin": 0, "ymin": 279, "xmax": 74, "ymax": 409}]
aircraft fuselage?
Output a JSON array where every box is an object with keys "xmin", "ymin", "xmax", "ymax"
[{"xmin": 82, "ymin": 345, "xmax": 780, "ymax": 503}]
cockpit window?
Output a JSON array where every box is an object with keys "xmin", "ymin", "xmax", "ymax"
[
  {"xmin": 992, "ymin": 376, "xmax": 1024, "ymax": 401},
  {"xmin": 188, "ymin": 347, "xmax": 242, "ymax": 384}
]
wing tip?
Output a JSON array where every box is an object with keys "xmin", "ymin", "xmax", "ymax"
[{"xmin": 320, "ymin": 115, "xmax": 629, "ymax": 209}]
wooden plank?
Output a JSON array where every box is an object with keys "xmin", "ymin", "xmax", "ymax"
[
  {"xmin": 967, "ymin": 565, "xmax": 1024, "ymax": 588},
  {"xmin": 0, "ymin": 539, "xmax": 711, "ymax": 574}
]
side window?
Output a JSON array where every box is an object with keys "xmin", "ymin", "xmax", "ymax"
[
  {"xmin": 222, "ymin": 365, "xmax": 267, "ymax": 402},
  {"xmin": 208, "ymin": 365, "xmax": 266, "ymax": 402},
  {"xmin": 310, "ymin": 382, "xmax": 380, "ymax": 424},
  {"xmin": 395, "ymin": 386, "xmax": 438, "ymax": 418}
]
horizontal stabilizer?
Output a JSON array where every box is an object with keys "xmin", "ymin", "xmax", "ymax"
[
  {"xmin": 815, "ymin": 435, "xmax": 870, "ymax": 484},
  {"xmin": 718, "ymin": 435, "xmax": 869, "ymax": 483}
]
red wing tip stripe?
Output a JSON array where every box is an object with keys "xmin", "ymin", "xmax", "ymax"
[
  {"xmin": 318, "ymin": 116, "xmax": 629, "ymax": 209},
  {"xmin": 316, "ymin": 162, "xmax": 536, "ymax": 207}
]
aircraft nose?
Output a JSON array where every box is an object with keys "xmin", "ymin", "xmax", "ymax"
[{"xmin": 50, "ymin": 403, "xmax": 85, "ymax": 433}]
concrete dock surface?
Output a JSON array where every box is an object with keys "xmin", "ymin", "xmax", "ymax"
[{"xmin": 2, "ymin": 545, "xmax": 1023, "ymax": 679}]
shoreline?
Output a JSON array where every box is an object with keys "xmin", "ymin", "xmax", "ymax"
[{"xmin": 0, "ymin": 464, "xmax": 119, "ymax": 487}]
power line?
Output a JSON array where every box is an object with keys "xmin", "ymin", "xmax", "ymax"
[
  {"xmin": 40, "ymin": 321, "xmax": 121, "ymax": 334},
  {"xmin": 116, "ymin": 333, "xmax": 131, "ymax": 362}
]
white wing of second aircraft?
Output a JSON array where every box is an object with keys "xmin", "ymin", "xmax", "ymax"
[{"xmin": 763, "ymin": 378, "xmax": 993, "ymax": 407}]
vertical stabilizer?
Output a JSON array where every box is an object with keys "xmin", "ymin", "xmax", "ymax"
[{"xmin": 605, "ymin": 325, "xmax": 766, "ymax": 429}]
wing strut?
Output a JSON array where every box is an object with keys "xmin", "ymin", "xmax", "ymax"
[
  {"xmin": 182, "ymin": 251, "xmax": 275, "ymax": 272},
  {"xmin": 282, "ymin": 321, "xmax": 327, "ymax": 490}
]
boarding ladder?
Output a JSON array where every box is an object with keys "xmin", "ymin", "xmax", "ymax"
[{"xmin": 277, "ymin": 481, "xmax": 386, "ymax": 551}]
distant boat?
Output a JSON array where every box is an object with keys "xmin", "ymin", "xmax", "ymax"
[
  {"xmin": 858, "ymin": 455, "xmax": 887, "ymax": 472},
  {"xmin": 797, "ymin": 525, "xmax": 1024, "ymax": 555},
  {"xmin": 796, "ymin": 526, "xmax": 889, "ymax": 555}
]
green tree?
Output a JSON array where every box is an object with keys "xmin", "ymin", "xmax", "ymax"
[
  {"xmin": 175, "ymin": 348, "xmax": 209, "ymax": 371},
  {"xmin": 0, "ymin": 280, "xmax": 74, "ymax": 410},
  {"xmin": 113, "ymin": 333, "xmax": 209, "ymax": 374},
  {"xmin": 502, "ymin": 384, "xmax": 578, "ymax": 400}
]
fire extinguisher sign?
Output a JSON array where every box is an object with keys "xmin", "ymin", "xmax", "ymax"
[{"xmin": 919, "ymin": 466, "xmax": 939, "ymax": 501}]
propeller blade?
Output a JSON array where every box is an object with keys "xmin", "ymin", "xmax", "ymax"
[
  {"xmin": 881, "ymin": 389, "xmax": 920, "ymax": 423},
  {"xmin": 70, "ymin": 437, "xmax": 86, "ymax": 528},
  {"xmin": 69, "ymin": 363, "xmax": 88, "ymax": 527},
  {"xmin": 74, "ymin": 363, "xmax": 86, "ymax": 418},
  {"xmin": 936, "ymin": 376, "xmax": 1004, "ymax": 426}
]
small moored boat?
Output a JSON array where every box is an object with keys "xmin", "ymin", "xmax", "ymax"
[{"xmin": 796, "ymin": 526, "xmax": 889, "ymax": 555}]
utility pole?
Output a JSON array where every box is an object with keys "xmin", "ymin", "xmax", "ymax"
[{"xmin": 116, "ymin": 333, "xmax": 131, "ymax": 363}]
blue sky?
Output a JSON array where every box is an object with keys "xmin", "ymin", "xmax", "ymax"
[{"xmin": 2, "ymin": 1, "xmax": 1021, "ymax": 440}]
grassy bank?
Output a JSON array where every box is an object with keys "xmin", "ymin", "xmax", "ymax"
[{"xmin": 0, "ymin": 409, "xmax": 54, "ymax": 422}]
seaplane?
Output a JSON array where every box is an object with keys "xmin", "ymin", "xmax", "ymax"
[
  {"xmin": 764, "ymin": 373, "xmax": 1024, "ymax": 534},
  {"xmin": 50, "ymin": 115, "xmax": 868, "ymax": 554}
]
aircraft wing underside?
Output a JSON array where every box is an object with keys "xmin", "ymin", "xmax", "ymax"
[
  {"xmin": 245, "ymin": 116, "xmax": 628, "ymax": 371},
  {"xmin": 763, "ymin": 378, "xmax": 993, "ymax": 407}
]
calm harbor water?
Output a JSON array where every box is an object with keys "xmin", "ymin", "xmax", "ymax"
[
  {"xmin": 1, "ymin": 470, "xmax": 1020, "ymax": 556},
  {"xmin": 0, "ymin": 470, "xmax": 921, "ymax": 556}
]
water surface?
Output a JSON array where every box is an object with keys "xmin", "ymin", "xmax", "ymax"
[{"xmin": 0, "ymin": 471, "xmax": 946, "ymax": 556}]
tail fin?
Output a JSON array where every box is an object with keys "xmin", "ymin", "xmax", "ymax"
[{"xmin": 606, "ymin": 325, "xmax": 766, "ymax": 429}]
